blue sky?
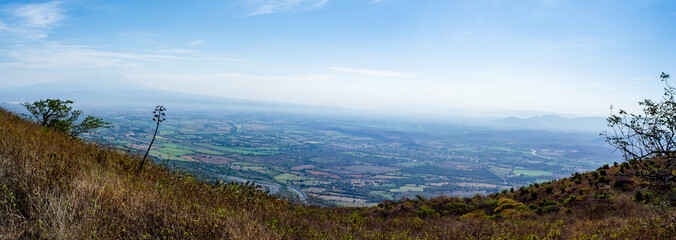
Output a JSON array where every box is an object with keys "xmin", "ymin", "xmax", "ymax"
[{"xmin": 1, "ymin": 0, "xmax": 675, "ymax": 116}]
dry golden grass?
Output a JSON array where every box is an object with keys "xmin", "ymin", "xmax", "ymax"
[{"xmin": 0, "ymin": 107, "xmax": 674, "ymax": 239}]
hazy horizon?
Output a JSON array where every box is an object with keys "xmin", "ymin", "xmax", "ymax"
[
  {"xmin": 1, "ymin": 0, "xmax": 675, "ymax": 117},
  {"xmin": 0, "ymin": 74, "xmax": 606, "ymax": 122}
]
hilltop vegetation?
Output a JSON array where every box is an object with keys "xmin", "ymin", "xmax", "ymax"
[{"xmin": 1, "ymin": 107, "xmax": 675, "ymax": 239}]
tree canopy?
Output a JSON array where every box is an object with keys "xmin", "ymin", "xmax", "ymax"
[
  {"xmin": 604, "ymin": 72, "xmax": 676, "ymax": 184},
  {"xmin": 22, "ymin": 99, "xmax": 111, "ymax": 137}
]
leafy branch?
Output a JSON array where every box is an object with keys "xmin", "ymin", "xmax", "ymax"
[{"xmin": 603, "ymin": 72, "xmax": 676, "ymax": 184}]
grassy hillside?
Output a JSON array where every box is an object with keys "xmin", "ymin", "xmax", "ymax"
[{"xmin": 0, "ymin": 107, "xmax": 674, "ymax": 239}]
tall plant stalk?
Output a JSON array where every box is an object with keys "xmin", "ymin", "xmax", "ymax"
[{"xmin": 138, "ymin": 105, "xmax": 166, "ymax": 174}]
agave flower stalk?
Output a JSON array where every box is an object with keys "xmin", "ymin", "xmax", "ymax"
[{"xmin": 138, "ymin": 105, "xmax": 166, "ymax": 174}]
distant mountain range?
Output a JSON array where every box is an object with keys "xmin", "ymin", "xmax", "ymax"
[
  {"xmin": 1, "ymin": 75, "xmax": 607, "ymax": 133},
  {"xmin": 0, "ymin": 74, "xmax": 341, "ymax": 114},
  {"xmin": 490, "ymin": 114, "xmax": 607, "ymax": 133}
]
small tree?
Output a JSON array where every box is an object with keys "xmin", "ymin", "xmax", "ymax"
[
  {"xmin": 603, "ymin": 72, "xmax": 676, "ymax": 184},
  {"xmin": 138, "ymin": 105, "xmax": 166, "ymax": 174},
  {"xmin": 22, "ymin": 98, "xmax": 111, "ymax": 137}
]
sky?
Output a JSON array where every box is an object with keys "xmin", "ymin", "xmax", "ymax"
[{"xmin": 1, "ymin": 0, "xmax": 675, "ymax": 117}]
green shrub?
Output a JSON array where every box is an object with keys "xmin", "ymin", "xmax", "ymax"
[
  {"xmin": 446, "ymin": 201, "xmax": 475, "ymax": 215},
  {"xmin": 563, "ymin": 195, "xmax": 579, "ymax": 205},
  {"xmin": 634, "ymin": 191, "xmax": 644, "ymax": 202},
  {"xmin": 595, "ymin": 192, "xmax": 611, "ymax": 199},
  {"xmin": 591, "ymin": 172, "xmax": 599, "ymax": 179},
  {"xmin": 415, "ymin": 206, "xmax": 436, "ymax": 217},
  {"xmin": 529, "ymin": 191, "xmax": 538, "ymax": 201},
  {"xmin": 494, "ymin": 198, "xmax": 527, "ymax": 213}
]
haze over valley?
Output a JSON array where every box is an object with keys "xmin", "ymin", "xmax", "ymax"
[{"xmin": 0, "ymin": 78, "xmax": 618, "ymax": 206}]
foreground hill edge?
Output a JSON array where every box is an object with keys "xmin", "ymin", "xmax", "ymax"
[{"xmin": 0, "ymin": 107, "xmax": 674, "ymax": 239}]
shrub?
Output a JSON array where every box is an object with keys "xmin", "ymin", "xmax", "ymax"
[
  {"xmin": 546, "ymin": 186, "xmax": 554, "ymax": 194},
  {"xmin": 529, "ymin": 191, "xmax": 538, "ymax": 201},
  {"xmin": 563, "ymin": 195, "xmax": 579, "ymax": 205},
  {"xmin": 415, "ymin": 206, "xmax": 435, "ymax": 217},
  {"xmin": 634, "ymin": 191, "xmax": 652, "ymax": 204},
  {"xmin": 460, "ymin": 211, "xmax": 488, "ymax": 219},
  {"xmin": 446, "ymin": 201, "xmax": 475, "ymax": 215},
  {"xmin": 532, "ymin": 199, "xmax": 560, "ymax": 214},
  {"xmin": 595, "ymin": 192, "xmax": 611, "ymax": 199},
  {"xmin": 415, "ymin": 195, "xmax": 426, "ymax": 202},
  {"xmin": 494, "ymin": 198, "xmax": 527, "ymax": 213},
  {"xmin": 643, "ymin": 192, "xmax": 652, "ymax": 203},
  {"xmin": 612, "ymin": 180, "xmax": 633, "ymax": 191},
  {"xmin": 634, "ymin": 191, "xmax": 644, "ymax": 202}
]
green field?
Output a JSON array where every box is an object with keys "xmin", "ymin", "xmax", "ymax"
[
  {"xmin": 274, "ymin": 173, "xmax": 307, "ymax": 182},
  {"xmin": 309, "ymin": 157, "xmax": 335, "ymax": 163},
  {"xmin": 369, "ymin": 190, "xmax": 395, "ymax": 200},
  {"xmin": 149, "ymin": 150, "xmax": 187, "ymax": 161},
  {"xmin": 512, "ymin": 169, "xmax": 553, "ymax": 176},
  {"xmin": 389, "ymin": 184, "xmax": 425, "ymax": 192},
  {"xmin": 195, "ymin": 143, "xmax": 277, "ymax": 155},
  {"xmin": 490, "ymin": 166, "xmax": 514, "ymax": 177},
  {"xmin": 396, "ymin": 161, "xmax": 425, "ymax": 167},
  {"xmin": 488, "ymin": 146, "xmax": 519, "ymax": 152},
  {"xmin": 157, "ymin": 147, "xmax": 195, "ymax": 156},
  {"xmin": 157, "ymin": 143, "xmax": 224, "ymax": 156}
]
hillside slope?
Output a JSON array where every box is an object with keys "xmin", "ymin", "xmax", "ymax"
[{"xmin": 0, "ymin": 107, "xmax": 674, "ymax": 239}]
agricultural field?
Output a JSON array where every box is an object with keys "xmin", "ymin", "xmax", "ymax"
[{"xmin": 86, "ymin": 109, "xmax": 617, "ymax": 206}]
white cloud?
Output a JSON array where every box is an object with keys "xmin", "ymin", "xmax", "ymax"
[
  {"xmin": 188, "ymin": 40, "xmax": 205, "ymax": 45},
  {"xmin": 247, "ymin": 0, "xmax": 328, "ymax": 16},
  {"xmin": 157, "ymin": 48, "xmax": 195, "ymax": 54},
  {"xmin": 330, "ymin": 66, "xmax": 415, "ymax": 78},
  {"xmin": 11, "ymin": 1, "xmax": 64, "ymax": 28},
  {"xmin": 0, "ymin": 42, "xmax": 240, "ymax": 70},
  {"xmin": 0, "ymin": 1, "xmax": 65, "ymax": 39}
]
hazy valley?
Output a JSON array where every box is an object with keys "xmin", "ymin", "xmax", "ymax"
[
  {"xmin": 87, "ymin": 108, "xmax": 616, "ymax": 206},
  {"xmin": 1, "ymin": 79, "xmax": 619, "ymax": 206}
]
